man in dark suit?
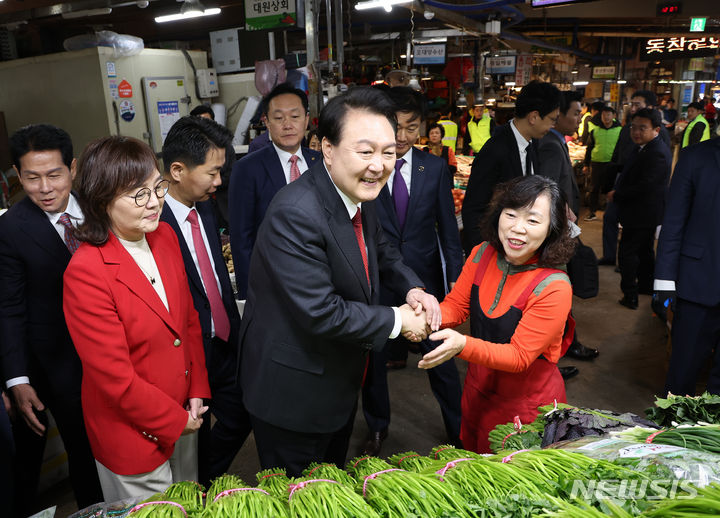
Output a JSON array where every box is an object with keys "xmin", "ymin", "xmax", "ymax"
[
  {"xmin": 161, "ymin": 116, "xmax": 250, "ymax": 485},
  {"xmin": 229, "ymin": 83, "xmax": 321, "ymax": 300},
  {"xmin": 461, "ymin": 81, "xmax": 562, "ymax": 255},
  {"xmin": 361, "ymin": 87, "xmax": 464, "ymax": 455},
  {"xmin": 610, "ymin": 109, "xmax": 671, "ymax": 310},
  {"xmin": 239, "ymin": 87, "xmax": 438, "ymax": 477},
  {"xmin": 653, "ymin": 139, "xmax": 720, "ymax": 395},
  {"xmin": 537, "ymin": 91, "xmax": 599, "ymax": 366},
  {"xmin": 0, "ymin": 124, "xmax": 102, "ymax": 514},
  {"xmin": 0, "ymin": 392, "xmax": 13, "ymax": 515}
]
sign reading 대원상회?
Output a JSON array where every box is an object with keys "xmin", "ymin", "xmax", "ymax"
[
  {"xmin": 642, "ymin": 37, "xmax": 720, "ymax": 60},
  {"xmin": 245, "ymin": 0, "xmax": 297, "ymax": 31}
]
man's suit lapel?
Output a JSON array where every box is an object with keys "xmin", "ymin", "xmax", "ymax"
[
  {"xmin": 160, "ymin": 205, "xmax": 205, "ymax": 299},
  {"xmin": 504, "ymin": 125, "xmax": 523, "ymax": 177},
  {"xmin": 377, "ymin": 184, "xmax": 400, "ymax": 237},
  {"xmin": 265, "ymin": 146, "xmax": 287, "ymax": 193},
  {"xmin": 301, "ymin": 148, "xmax": 320, "ymax": 169},
  {"xmin": 197, "ymin": 201, "xmax": 235, "ymax": 309},
  {"xmin": 312, "ymin": 166, "xmax": 371, "ymax": 302},
  {"xmin": 106, "ymin": 231, "xmax": 182, "ymax": 335},
  {"xmin": 405, "ymin": 148, "xmax": 426, "ymax": 228},
  {"xmin": 18, "ymin": 198, "xmax": 71, "ymax": 263}
]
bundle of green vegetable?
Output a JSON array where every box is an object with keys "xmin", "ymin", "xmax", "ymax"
[
  {"xmin": 488, "ymin": 415, "xmax": 544, "ymax": 453},
  {"xmin": 387, "ymin": 451, "xmax": 435, "ymax": 472},
  {"xmin": 205, "ymin": 474, "xmax": 247, "ymax": 504},
  {"xmin": 614, "ymin": 424, "xmax": 720, "ymax": 454},
  {"xmin": 256, "ymin": 468, "xmax": 291, "ymax": 499},
  {"xmin": 128, "ymin": 500, "xmax": 189, "ymax": 518},
  {"xmin": 536, "ymin": 496, "xmax": 634, "ymax": 518},
  {"xmin": 642, "ymin": 482, "xmax": 720, "ymax": 516},
  {"xmin": 201, "ymin": 487, "xmax": 289, "ymax": 518},
  {"xmin": 646, "ymin": 392, "xmax": 720, "ymax": 427},
  {"xmin": 421, "ymin": 456, "xmax": 547, "ymax": 506},
  {"xmin": 286, "ymin": 477, "xmax": 378, "ymax": 518},
  {"xmin": 301, "ymin": 462, "xmax": 356, "ymax": 485},
  {"xmin": 429, "ymin": 444, "xmax": 481, "ymax": 462},
  {"xmin": 346, "ymin": 456, "xmax": 475, "ymax": 518}
]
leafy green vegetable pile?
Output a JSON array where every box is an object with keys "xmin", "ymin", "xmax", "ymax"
[{"xmin": 645, "ymin": 392, "xmax": 720, "ymax": 427}]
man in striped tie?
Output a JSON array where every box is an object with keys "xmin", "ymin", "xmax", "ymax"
[
  {"xmin": 161, "ymin": 116, "xmax": 250, "ymax": 485},
  {"xmin": 0, "ymin": 124, "xmax": 102, "ymax": 515}
]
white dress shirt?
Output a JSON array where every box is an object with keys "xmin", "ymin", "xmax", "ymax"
[
  {"xmin": 510, "ymin": 119, "xmax": 534, "ymax": 176},
  {"xmin": 164, "ymin": 193, "xmax": 224, "ymax": 336},
  {"xmin": 387, "ymin": 149, "xmax": 413, "ymax": 196},
  {"xmin": 273, "ymin": 143, "xmax": 310, "ymax": 184},
  {"xmin": 325, "ymin": 163, "xmax": 403, "ymax": 339}
]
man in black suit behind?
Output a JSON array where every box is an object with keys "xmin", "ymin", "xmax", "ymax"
[
  {"xmin": 653, "ymin": 139, "xmax": 720, "ymax": 395},
  {"xmin": 461, "ymin": 81, "xmax": 562, "ymax": 255},
  {"xmin": 361, "ymin": 87, "xmax": 464, "ymax": 455},
  {"xmin": 239, "ymin": 87, "xmax": 439, "ymax": 477},
  {"xmin": 161, "ymin": 116, "xmax": 250, "ymax": 485},
  {"xmin": 0, "ymin": 124, "xmax": 102, "ymax": 515},
  {"xmin": 610, "ymin": 108, "xmax": 671, "ymax": 310}
]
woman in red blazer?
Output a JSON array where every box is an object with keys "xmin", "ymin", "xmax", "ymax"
[{"xmin": 63, "ymin": 136, "xmax": 210, "ymax": 502}]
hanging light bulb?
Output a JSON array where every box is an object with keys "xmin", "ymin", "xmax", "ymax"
[
  {"xmin": 408, "ymin": 69, "xmax": 421, "ymax": 91},
  {"xmin": 456, "ymin": 89, "xmax": 468, "ymax": 108}
]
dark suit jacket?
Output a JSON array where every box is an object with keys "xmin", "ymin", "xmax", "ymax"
[
  {"xmin": 461, "ymin": 123, "xmax": 536, "ymax": 254},
  {"xmin": 537, "ymin": 129, "xmax": 580, "ymax": 217},
  {"xmin": 655, "ymin": 139, "xmax": 720, "ymax": 307},
  {"xmin": 613, "ymin": 136, "xmax": 671, "ymax": 229},
  {"xmin": 376, "ymin": 147, "xmax": 463, "ymax": 301},
  {"xmin": 239, "ymin": 162, "xmax": 423, "ymax": 434},
  {"xmin": 160, "ymin": 200, "xmax": 241, "ymax": 384},
  {"xmin": 229, "ymin": 144, "xmax": 321, "ymax": 299},
  {"xmin": 0, "ymin": 196, "xmax": 81, "ymax": 387}
]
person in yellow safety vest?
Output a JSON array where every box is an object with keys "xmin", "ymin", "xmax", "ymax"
[
  {"xmin": 580, "ymin": 101, "xmax": 605, "ymax": 145},
  {"xmin": 462, "ymin": 103, "xmax": 495, "ymax": 155},
  {"xmin": 583, "ymin": 105, "xmax": 622, "ymax": 221},
  {"xmin": 682, "ymin": 101, "xmax": 711, "ymax": 148},
  {"xmin": 438, "ymin": 108, "xmax": 458, "ymax": 152}
]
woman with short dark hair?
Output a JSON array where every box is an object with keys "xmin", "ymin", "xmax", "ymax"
[
  {"xmin": 423, "ymin": 122, "xmax": 457, "ymax": 175},
  {"xmin": 418, "ymin": 175, "xmax": 576, "ymax": 453},
  {"xmin": 63, "ymin": 136, "xmax": 210, "ymax": 501}
]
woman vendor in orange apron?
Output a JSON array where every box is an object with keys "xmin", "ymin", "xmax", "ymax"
[{"xmin": 417, "ymin": 175, "xmax": 576, "ymax": 453}]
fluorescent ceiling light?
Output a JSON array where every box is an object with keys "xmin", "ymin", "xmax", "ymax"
[
  {"xmin": 573, "ymin": 81, "xmax": 589, "ymax": 86},
  {"xmin": 155, "ymin": 7, "xmax": 220, "ymax": 23},
  {"xmin": 617, "ymin": 80, "xmax": 627, "ymax": 84},
  {"xmin": 355, "ymin": 0, "xmax": 413, "ymax": 12}
]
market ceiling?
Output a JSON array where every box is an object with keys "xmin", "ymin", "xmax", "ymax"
[{"xmin": 0, "ymin": 0, "xmax": 719, "ymax": 59}]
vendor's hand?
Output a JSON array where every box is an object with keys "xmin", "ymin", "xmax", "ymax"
[
  {"xmin": 418, "ymin": 329, "xmax": 467, "ymax": 369},
  {"xmin": 182, "ymin": 411, "xmax": 203, "ymax": 435},
  {"xmin": 565, "ymin": 203, "xmax": 577, "ymax": 223},
  {"xmin": 399, "ymin": 304, "xmax": 428, "ymax": 342},
  {"xmin": 10, "ymin": 383, "xmax": 45, "ymax": 435},
  {"xmin": 652, "ymin": 290, "xmax": 676, "ymax": 323},
  {"xmin": 406, "ymin": 288, "xmax": 441, "ymax": 331}
]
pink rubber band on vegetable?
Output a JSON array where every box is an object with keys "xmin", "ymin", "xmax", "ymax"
[
  {"xmin": 433, "ymin": 446, "xmax": 453, "ymax": 459},
  {"xmin": 396, "ymin": 454, "xmax": 420, "ymax": 465},
  {"xmin": 213, "ymin": 487, "xmax": 270, "ymax": 503},
  {"xmin": 513, "ymin": 416, "xmax": 523, "ymax": 431},
  {"xmin": 646, "ymin": 428, "xmax": 670, "ymax": 444},
  {"xmin": 362, "ymin": 468, "xmax": 405, "ymax": 497},
  {"xmin": 288, "ymin": 479, "xmax": 338, "ymax": 500},
  {"xmin": 353, "ymin": 456, "xmax": 371, "ymax": 468},
  {"xmin": 261, "ymin": 472, "xmax": 285, "ymax": 479},
  {"xmin": 129, "ymin": 501, "xmax": 187, "ymax": 516},
  {"xmin": 308, "ymin": 463, "xmax": 332, "ymax": 476},
  {"xmin": 435, "ymin": 458, "xmax": 474, "ymax": 481},
  {"xmin": 502, "ymin": 449, "xmax": 530, "ymax": 463},
  {"xmin": 501, "ymin": 430, "xmax": 530, "ymax": 449}
]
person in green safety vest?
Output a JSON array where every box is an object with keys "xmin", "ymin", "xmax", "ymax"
[
  {"xmin": 437, "ymin": 108, "xmax": 459, "ymax": 152},
  {"xmin": 682, "ymin": 101, "xmax": 711, "ymax": 148},
  {"xmin": 583, "ymin": 105, "xmax": 622, "ymax": 221},
  {"xmin": 579, "ymin": 101, "xmax": 605, "ymax": 145},
  {"xmin": 462, "ymin": 103, "xmax": 495, "ymax": 155}
]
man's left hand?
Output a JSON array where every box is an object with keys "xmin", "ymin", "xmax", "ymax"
[{"xmin": 406, "ymin": 288, "xmax": 441, "ymax": 331}]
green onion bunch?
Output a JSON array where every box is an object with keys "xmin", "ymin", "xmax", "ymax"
[
  {"xmin": 163, "ymin": 480, "xmax": 205, "ymax": 514},
  {"xmin": 205, "ymin": 474, "xmax": 248, "ymax": 504},
  {"xmin": 642, "ymin": 482, "xmax": 720, "ymax": 517},
  {"xmin": 429, "ymin": 444, "xmax": 482, "ymax": 462},
  {"xmin": 301, "ymin": 462, "xmax": 356, "ymax": 485},
  {"xmin": 201, "ymin": 487, "xmax": 289, "ymax": 518},
  {"xmin": 488, "ymin": 421, "xmax": 543, "ymax": 453},
  {"xmin": 286, "ymin": 477, "xmax": 379, "ymax": 518},
  {"xmin": 387, "ymin": 451, "xmax": 435, "ymax": 472},
  {"xmin": 614, "ymin": 424, "xmax": 720, "ymax": 454},
  {"xmin": 128, "ymin": 500, "xmax": 189, "ymax": 518},
  {"xmin": 256, "ymin": 468, "xmax": 291, "ymax": 499}
]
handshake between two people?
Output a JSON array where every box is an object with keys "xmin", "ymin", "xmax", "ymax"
[{"xmin": 398, "ymin": 288, "xmax": 468, "ymax": 371}]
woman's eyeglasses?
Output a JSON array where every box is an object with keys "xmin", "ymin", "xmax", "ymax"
[{"xmin": 128, "ymin": 179, "xmax": 170, "ymax": 206}]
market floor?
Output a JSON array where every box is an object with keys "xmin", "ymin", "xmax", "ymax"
[{"xmin": 40, "ymin": 208, "xmax": 675, "ymax": 517}]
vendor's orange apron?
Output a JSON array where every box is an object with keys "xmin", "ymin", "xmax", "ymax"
[{"xmin": 461, "ymin": 246, "xmax": 571, "ymax": 453}]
